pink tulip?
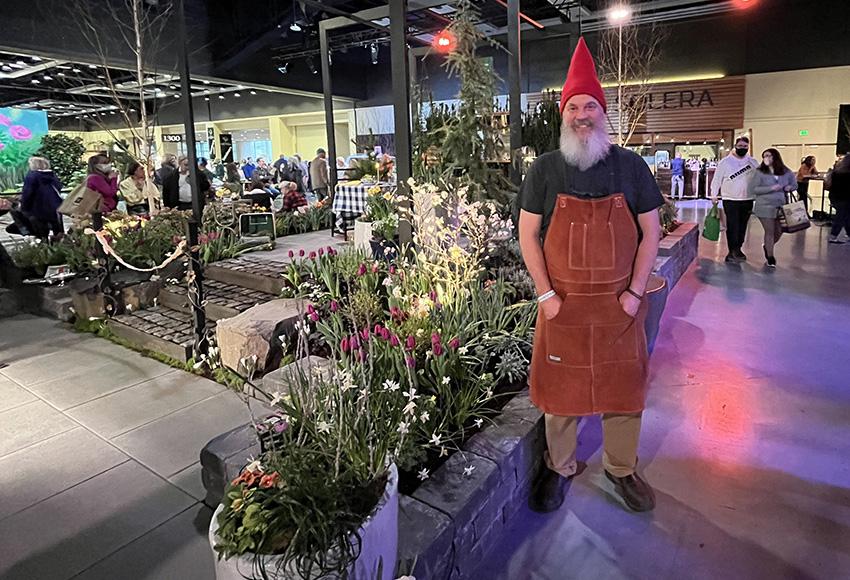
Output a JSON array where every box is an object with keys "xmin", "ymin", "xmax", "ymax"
[
  {"xmin": 405, "ymin": 355, "xmax": 416, "ymax": 368},
  {"xmin": 429, "ymin": 290, "xmax": 438, "ymax": 302},
  {"xmin": 309, "ymin": 312, "xmax": 319, "ymax": 322},
  {"xmin": 350, "ymin": 335, "xmax": 360, "ymax": 350},
  {"xmin": 431, "ymin": 332, "xmax": 442, "ymax": 346},
  {"xmin": 390, "ymin": 334, "xmax": 400, "ymax": 347},
  {"xmin": 309, "ymin": 251, "xmax": 317, "ymax": 259},
  {"xmin": 341, "ymin": 337, "xmax": 350, "ymax": 352},
  {"xmin": 318, "ymin": 248, "xmax": 324, "ymax": 257},
  {"xmin": 329, "ymin": 300, "xmax": 339, "ymax": 313},
  {"xmin": 371, "ymin": 263, "xmax": 379, "ymax": 273},
  {"xmin": 360, "ymin": 327, "xmax": 370, "ymax": 341},
  {"xmin": 405, "ymin": 336, "xmax": 416, "ymax": 351},
  {"xmin": 357, "ymin": 264, "xmax": 367, "ymax": 276},
  {"xmin": 373, "ymin": 323, "xmax": 383, "ymax": 335},
  {"xmin": 380, "ymin": 328, "xmax": 391, "ymax": 341},
  {"xmin": 433, "ymin": 343, "xmax": 444, "ymax": 357},
  {"xmin": 389, "ymin": 265, "xmax": 397, "ymax": 275},
  {"xmin": 307, "ymin": 304, "xmax": 316, "ymax": 315},
  {"xmin": 299, "ymin": 249, "xmax": 305, "ymax": 257},
  {"xmin": 288, "ymin": 250, "xmax": 295, "ymax": 258},
  {"xmin": 449, "ymin": 337, "xmax": 460, "ymax": 350}
]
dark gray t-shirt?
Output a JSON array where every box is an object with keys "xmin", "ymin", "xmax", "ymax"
[{"xmin": 519, "ymin": 147, "xmax": 664, "ymax": 241}]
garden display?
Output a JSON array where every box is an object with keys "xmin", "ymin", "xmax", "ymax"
[{"xmin": 204, "ymin": 179, "xmax": 537, "ymax": 578}]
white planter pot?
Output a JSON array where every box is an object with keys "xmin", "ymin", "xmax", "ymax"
[
  {"xmin": 353, "ymin": 219, "xmax": 374, "ymax": 252},
  {"xmin": 209, "ymin": 464, "xmax": 399, "ymax": 580}
]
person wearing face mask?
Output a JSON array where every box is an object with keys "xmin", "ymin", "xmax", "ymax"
[
  {"xmin": 710, "ymin": 136, "xmax": 759, "ymax": 262},
  {"xmin": 749, "ymin": 148, "xmax": 797, "ymax": 268},
  {"xmin": 162, "ymin": 155, "xmax": 211, "ymax": 211},
  {"xmin": 86, "ymin": 154, "xmax": 119, "ymax": 213}
]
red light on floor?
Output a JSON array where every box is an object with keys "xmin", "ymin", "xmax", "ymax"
[
  {"xmin": 433, "ymin": 30, "xmax": 456, "ymax": 53},
  {"xmin": 735, "ymin": 0, "xmax": 757, "ymax": 7}
]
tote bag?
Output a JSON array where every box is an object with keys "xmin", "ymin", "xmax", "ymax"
[
  {"xmin": 778, "ymin": 191, "xmax": 810, "ymax": 234},
  {"xmin": 702, "ymin": 202, "xmax": 720, "ymax": 241},
  {"xmin": 57, "ymin": 181, "xmax": 103, "ymax": 216}
]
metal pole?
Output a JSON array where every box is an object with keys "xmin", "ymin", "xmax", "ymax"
[
  {"xmin": 319, "ymin": 22, "xmax": 338, "ymax": 235},
  {"xmin": 390, "ymin": 0, "xmax": 412, "ymax": 244},
  {"xmin": 507, "ymin": 0, "xmax": 522, "ymax": 187},
  {"xmin": 617, "ymin": 23, "xmax": 623, "ymax": 146},
  {"xmin": 176, "ymin": 0, "xmax": 207, "ymax": 357}
]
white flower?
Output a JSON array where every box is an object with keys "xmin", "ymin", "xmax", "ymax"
[
  {"xmin": 417, "ymin": 469, "xmax": 430, "ymax": 481},
  {"xmin": 405, "ymin": 387, "xmax": 418, "ymax": 401},
  {"xmin": 430, "ymin": 432, "xmax": 442, "ymax": 446},
  {"xmin": 382, "ymin": 276, "xmax": 393, "ymax": 287},
  {"xmin": 416, "ymin": 328, "xmax": 425, "ymax": 338},
  {"xmin": 458, "ymin": 346, "xmax": 468, "ymax": 355},
  {"xmin": 397, "ymin": 422, "xmax": 410, "ymax": 435},
  {"xmin": 317, "ymin": 420, "xmax": 331, "ymax": 434},
  {"xmin": 383, "ymin": 379, "xmax": 400, "ymax": 392},
  {"xmin": 270, "ymin": 391, "xmax": 284, "ymax": 405},
  {"xmin": 393, "ymin": 286, "xmax": 403, "ymax": 298},
  {"xmin": 474, "ymin": 418, "xmax": 484, "ymax": 428},
  {"xmin": 463, "ymin": 465, "xmax": 476, "ymax": 477},
  {"xmin": 439, "ymin": 446, "xmax": 448, "ymax": 457},
  {"xmin": 192, "ymin": 355, "xmax": 207, "ymax": 370},
  {"xmin": 403, "ymin": 400, "xmax": 417, "ymax": 416},
  {"xmin": 359, "ymin": 387, "xmax": 369, "ymax": 399},
  {"xmin": 441, "ymin": 376, "xmax": 450, "ymax": 385},
  {"xmin": 419, "ymin": 411, "xmax": 430, "ymax": 422},
  {"xmin": 484, "ymin": 388, "xmax": 494, "ymax": 399},
  {"xmin": 245, "ymin": 459, "xmax": 263, "ymax": 473}
]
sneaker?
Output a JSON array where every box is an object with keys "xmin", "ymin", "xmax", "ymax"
[
  {"xmin": 725, "ymin": 253, "xmax": 738, "ymax": 263},
  {"xmin": 763, "ymin": 246, "xmax": 776, "ymax": 268},
  {"xmin": 605, "ymin": 470, "xmax": 656, "ymax": 512},
  {"xmin": 734, "ymin": 249, "xmax": 748, "ymax": 261},
  {"xmin": 828, "ymin": 236, "xmax": 846, "ymax": 245}
]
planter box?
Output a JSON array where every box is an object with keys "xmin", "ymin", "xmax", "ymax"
[
  {"xmin": 353, "ymin": 219, "xmax": 374, "ymax": 252},
  {"xmin": 654, "ymin": 222, "xmax": 698, "ymax": 290}
]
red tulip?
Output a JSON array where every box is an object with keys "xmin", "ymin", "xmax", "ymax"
[
  {"xmin": 309, "ymin": 312, "xmax": 319, "ymax": 322},
  {"xmin": 405, "ymin": 335, "xmax": 416, "ymax": 350},
  {"xmin": 357, "ymin": 264, "xmax": 367, "ymax": 276},
  {"xmin": 390, "ymin": 334, "xmax": 400, "ymax": 347},
  {"xmin": 341, "ymin": 337, "xmax": 350, "ymax": 352},
  {"xmin": 318, "ymin": 247, "xmax": 324, "ymax": 257},
  {"xmin": 307, "ymin": 304, "xmax": 316, "ymax": 315},
  {"xmin": 380, "ymin": 328, "xmax": 391, "ymax": 340},
  {"xmin": 431, "ymin": 332, "xmax": 442, "ymax": 346},
  {"xmin": 288, "ymin": 250, "xmax": 295, "ymax": 258},
  {"xmin": 309, "ymin": 251, "xmax": 317, "ymax": 259},
  {"xmin": 433, "ymin": 343, "xmax": 444, "ymax": 357},
  {"xmin": 449, "ymin": 337, "xmax": 460, "ymax": 350},
  {"xmin": 329, "ymin": 300, "xmax": 339, "ymax": 313},
  {"xmin": 361, "ymin": 327, "xmax": 370, "ymax": 341},
  {"xmin": 299, "ymin": 249, "xmax": 305, "ymax": 257}
]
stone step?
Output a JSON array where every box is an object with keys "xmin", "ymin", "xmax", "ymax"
[
  {"xmin": 108, "ymin": 305, "xmax": 213, "ymax": 363},
  {"xmin": 205, "ymin": 255, "xmax": 292, "ymax": 295},
  {"xmin": 158, "ymin": 280, "xmax": 278, "ymax": 322}
]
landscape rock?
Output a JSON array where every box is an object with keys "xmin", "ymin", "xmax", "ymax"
[{"xmin": 215, "ymin": 298, "xmax": 303, "ymax": 373}]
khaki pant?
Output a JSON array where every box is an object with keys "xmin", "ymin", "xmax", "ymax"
[{"xmin": 544, "ymin": 412, "xmax": 642, "ymax": 478}]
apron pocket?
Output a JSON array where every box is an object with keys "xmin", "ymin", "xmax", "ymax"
[
  {"xmin": 544, "ymin": 319, "xmax": 592, "ymax": 367},
  {"xmin": 593, "ymin": 318, "xmax": 640, "ymax": 364}
]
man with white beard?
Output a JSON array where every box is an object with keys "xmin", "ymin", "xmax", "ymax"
[{"xmin": 518, "ymin": 38, "xmax": 663, "ymax": 513}]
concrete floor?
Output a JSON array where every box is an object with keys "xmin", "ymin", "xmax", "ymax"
[
  {"xmin": 474, "ymin": 200, "xmax": 850, "ymax": 580},
  {"xmin": 1, "ymin": 204, "xmax": 848, "ymax": 579}
]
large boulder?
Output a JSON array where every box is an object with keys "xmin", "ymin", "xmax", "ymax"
[{"xmin": 215, "ymin": 298, "xmax": 303, "ymax": 373}]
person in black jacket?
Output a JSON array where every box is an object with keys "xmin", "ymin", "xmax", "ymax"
[
  {"xmin": 162, "ymin": 156, "xmax": 210, "ymax": 210},
  {"xmin": 827, "ymin": 155, "xmax": 850, "ymax": 244},
  {"xmin": 20, "ymin": 156, "xmax": 63, "ymax": 238}
]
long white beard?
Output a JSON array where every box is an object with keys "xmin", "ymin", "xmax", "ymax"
[{"xmin": 559, "ymin": 120, "xmax": 612, "ymax": 171}]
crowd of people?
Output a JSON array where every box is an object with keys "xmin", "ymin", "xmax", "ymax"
[
  {"xmin": 8, "ymin": 147, "xmax": 336, "ymax": 240},
  {"xmin": 709, "ymin": 136, "xmax": 850, "ymax": 267}
]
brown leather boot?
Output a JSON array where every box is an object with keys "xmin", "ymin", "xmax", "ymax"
[
  {"xmin": 605, "ymin": 471, "xmax": 656, "ymax": 512},
  {"xmin": 529, "ymin": 468, "xmax": 569, "ymax": 513}
]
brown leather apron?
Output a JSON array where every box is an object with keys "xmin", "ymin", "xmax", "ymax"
[{"xmin": 529, "ymin": 191, "xmax": 651, "ymax": 416}]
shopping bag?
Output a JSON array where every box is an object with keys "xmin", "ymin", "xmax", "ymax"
[
  {"xmin": 778, "ymin": 192, "xmax": 810, "ymax": 233},
  {"xmin": 57, "ymin": 182, "xmax": 103, "ymax": 216},
  {"xmin": 702, "ymin": 202, "xmax": 720, "ymax": 241}
]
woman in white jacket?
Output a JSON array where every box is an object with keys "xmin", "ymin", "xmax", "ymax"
[
  {"xmin": 710, "ymin": 136, "xmax": 760, "ymax": 263},
  {"xmin": 749, "ymin": 148, "xmax": 797, "ymax": 268}
]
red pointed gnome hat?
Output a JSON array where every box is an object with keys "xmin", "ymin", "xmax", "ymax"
[{"xmin": 559, "ymin": 37, "xmax": 607, "ymax": 114}]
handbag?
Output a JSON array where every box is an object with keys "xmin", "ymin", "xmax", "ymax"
[
  {"xmin": 57, "ymin": 181, "xmax": 103, "ymax": 216},
  {"xmin": 778, "ymin": 191, "xmax": 810, "ymax": 233},
  {"xmin": 702, "ymin": 202, "xmax": 720, "ymax": 241}
]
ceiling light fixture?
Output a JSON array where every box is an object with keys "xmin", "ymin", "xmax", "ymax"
[
  {"xmin": 31, "ymin": 79, "xmax": 40, "ymax": 84},
  {"xmin": 250, "ymin": 90, "xmax": 257, "ymax": 95},
  {"xmin": 234, "ymin": 92, "xmax": 241, "ymax": 97},
  {"xmin": 289, "ymin": 0, "xmax": 302, "ymax": 32},
  {"xmin": 88, "ymin": 64, "xmax": 97, "ymax": 69}
]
